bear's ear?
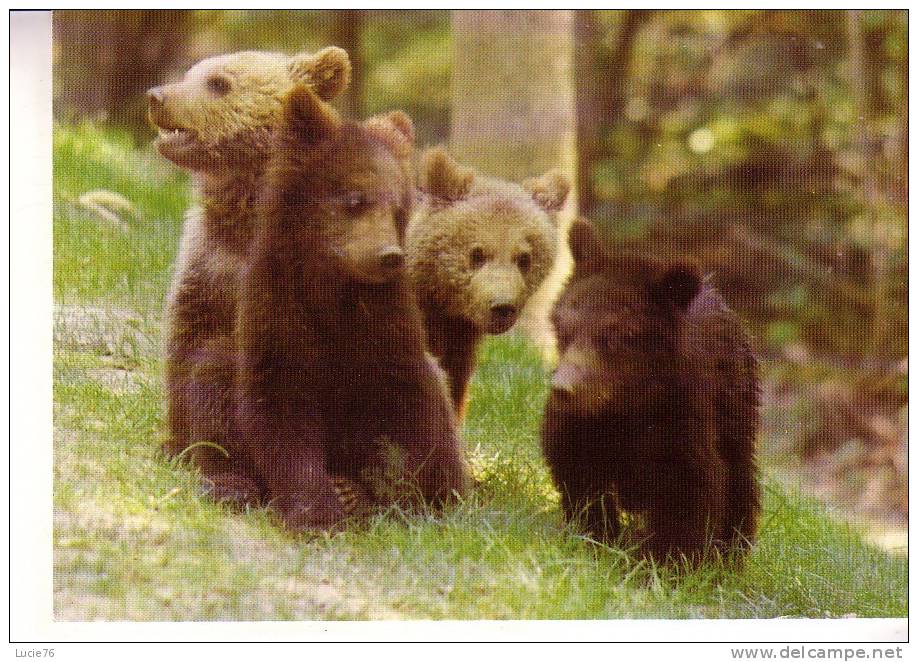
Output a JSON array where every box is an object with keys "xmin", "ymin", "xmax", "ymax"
[
  {"xmin": 523, "ymin": 169, "xmax": 571, "ymax": 215},
  {"xmin": 568, "ymin": 218, "xmax": 607, "ymax": 278},
  {"xmin": 379, "ymin": 110, "xmax": 414, "ymax": 143},
  {"xmin": 282, "ymin": 84, "xmax": 342, "ymax": 145},
  {"xmin": 420, "ymin": 147, "xmax": 474, "ymax": 202},
  {"xmin": 288, "ymin": 46, "xmax": 351, "ymax": 102},
  {"xmin": 363, "ymin": 110, "xmax": 415, "ymax": 159},
  {"xmin": 651, "ymin": 262, "xmax": 702, "ymax": 311}
]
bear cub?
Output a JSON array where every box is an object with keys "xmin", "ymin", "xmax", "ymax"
[
  {"xmin": 151, "ymin": 48, "xmax": 352, "ymax": 506},
  {"xmin": 541, "ymin": 220, "xmax": 760, "ymax": 563},
  {"xmin": 234, "ymin": 84, "xmax": 470, "ymax": 531},
  {"xmin": 406, "ymin": 147, "xmax": 569, "ymax": 417}
]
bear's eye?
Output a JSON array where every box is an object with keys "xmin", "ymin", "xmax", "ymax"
[
  {"xmin": 469, "ymin": 247, "xmax": 487, "ymax": 269},
  {"xmin": 516, "ymin": 252, "xmax": 532, "ymax": 273},
  {"xmin": 342, "ymin": 191, "xmax": 369, "ymax": 215},
  {"xmin": 206, "ymin": 75, "xmax": 232, "ymax": 96},
  {"xmin": 554, "ymin": 327, "xmax": 574, "ymax": 348}
]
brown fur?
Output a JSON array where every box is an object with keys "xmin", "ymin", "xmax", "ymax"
[
  {"xmin": 406, "ymin": 147, "xmax": 569, "ymax": 414},
  {"xmin": 155, "ymin": 48, "xmax": 352, "ymax": 505},
  {"xmin": 233, "ymin": 85, "xmax": 470, "ymax": 531},
  {"xmin": 541, "ymin": 220, "xmax": 761, "ymax": 564}
]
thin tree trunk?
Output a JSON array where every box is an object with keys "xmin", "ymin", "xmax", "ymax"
[
  {"xmin": 846, "ymin": 9, "xmax": 891, "ymax": 363},
  {"xmin": 331, "ymin": 10, "xmax": 365, "ymax": 117},
  {"xmin": 451, "ymin": 10, "xmax": 579, "ymax": 354},
  {"xmin": 574, "ymin": 10, "xmax": 652, "ymax": 216},
  {"xmin": 896, "ymin": 23, "xmax": 908, "ymax": 207},
  {"xmin": 574, "ymin": 10, "xmax": 607, "ymax": 216}
]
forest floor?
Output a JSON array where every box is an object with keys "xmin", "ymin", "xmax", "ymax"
[{"xmin": 52, "ymin": 123, "xmax": 907, "ymax": 620}]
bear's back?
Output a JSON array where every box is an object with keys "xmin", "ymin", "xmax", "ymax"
[{"xmin": 681, "ymin": 281, "xmax": 759, "ymax": 463}]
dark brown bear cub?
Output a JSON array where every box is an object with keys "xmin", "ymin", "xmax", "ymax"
[
  {"xmin": 541, "ymin": 220, "xmax": 760, "ymax": 563},
  {"xmin": 233, "ymin": 84, "xmax": 470, "ymax": 531}
]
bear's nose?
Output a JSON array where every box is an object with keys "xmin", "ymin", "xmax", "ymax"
[
  {"xmin": 377, "ymin": 246, "xmax": 404, "ymax": 272},
  {"xmin": 550, "ymin": 364, "xmax": 581, "ymax": 396},
  {"xmin": 490, "ymin": 304, "xmax": 517, "ymax": 322},
  {"xmin": 146, "ymin": 86, "xmax": 166, "ymax": 107}
]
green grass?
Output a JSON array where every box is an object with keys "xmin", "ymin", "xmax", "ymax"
[
  {"xmin": 52, "ymin": 122, "xmax": 907, "ymax": 620},
  {"xmin": 53, "ymin": 122, "xmax": 190, "ymax": 307}
]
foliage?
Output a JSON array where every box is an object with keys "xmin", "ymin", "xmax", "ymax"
[
  {"xmin": 363, "ymin": 13, "xmax": 451, "ymax": 144},
  {"xmin": 51, "ymin": 9, "xmax": 907, "ymax": 366},
  {"xmin": 581, "ymin": 10, "xmax": 907, "ymax": 367}
]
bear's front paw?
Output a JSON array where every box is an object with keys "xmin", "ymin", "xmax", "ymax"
[
  {"xmin": 272, "ymin": 487, "xmax": 348, "ymax": 532},
  {"xmin": 202, "ymin": 472, "xmax": 263, "ymax": 509},
  {"xmin": 331, "ymin": 475, "xmax": 373, "ymax": 517}
]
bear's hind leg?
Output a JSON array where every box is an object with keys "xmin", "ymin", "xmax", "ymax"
[
  {"xmin": 202, "ymin": 468, "xmax": 264, "ymax": 508},
  {"xmin": 569, "ymin": 489, "xmax": 621, "ymax": 545},
  {"xmin": 167, "ymin": 334, "xmax": 265, "ymax": 508},
  {"xmin": 721, "ymin": 461, "xmax": 761, "ymax": 555},
  {"xmin": 372, "ymin": 369, "xmax": 471, "ymax": 509},
  {"xmin": 242, "ymin": 420, "xmax": 350, "ymax": 532},
  {"xmin": 715, "ymin": 345, "xmax": 761, "ymax": 555},
  {"xmin": 646, "ymin": 460, "xmax": 727, "ymax": 566},
  {"xmin": 376, "ymin": 432, "xmax": 470, "ymax": 510}
]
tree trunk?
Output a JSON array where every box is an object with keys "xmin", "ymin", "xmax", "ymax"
[
  {"xmin": 846, "ymin": 9, "xmax": 891, "ymax": 363},
  {"xmin": 451, "ymin": 9, "xmax": 578, "ymax": 355},
  {"xmin": 895, "ymin": 16, "xmax": 908, "ymax": 208},
  {"xmin": 330, "ymin": 10, "xmax": 365, "ymax": 117},
  {"xmin": 53, "ymin": 10, "xmax": 193, "ymax": 138},
  {"xmin": 573, "ymin": 10, "xmax": 607, "ymax": 216},
  {"xmin": 574, "ymin": 10, "xmax": 652, "ymax": 216}
]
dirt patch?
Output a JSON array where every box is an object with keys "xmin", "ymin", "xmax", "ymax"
[
  {"xmin": 54, "ymin": 304, "xmax": 156, "ymax": 358},
  {"xmin": 761, "ymin": 373, "xmax": 908, "ymax": 554},
  {"xmin": 85, "ymin": 366, "xmax": 145, "ymax": 394}
]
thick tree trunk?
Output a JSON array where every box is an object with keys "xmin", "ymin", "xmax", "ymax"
[{"xmin": 451, "ymin": 9, "xmax": 578, "ymax": 354}]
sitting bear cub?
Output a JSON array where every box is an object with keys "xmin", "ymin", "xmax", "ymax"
[
  {"xmin": 541, "ymin": 220, "xmax": 760, "ymax": 563},
  {"xmin": 234, "ymin": 84, "xmax": 470, "ymax": 531},
  {"xmin": 150, "ymin": 48, "xmax": 352, "ymax": 506}
]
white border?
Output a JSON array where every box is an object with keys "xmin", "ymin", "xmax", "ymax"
[{"xmin": 8, "ymin": 5, "xmax": 911, "ymax": 647}]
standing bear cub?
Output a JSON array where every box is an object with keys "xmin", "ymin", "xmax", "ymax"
[
  {"xmin": 406, "ymin": 147, "xmax": 569, "ymax": 417},
  {"xmin": 234, "ymin": 84, "xmax": 471, "ymax": 531},
  {"xmin": 150, "ymin": 48, "xmax": 352, "ymax": 506},
  {"xmin": 542, "ymin": 220, "xmax": 760, "ymax": 563}
]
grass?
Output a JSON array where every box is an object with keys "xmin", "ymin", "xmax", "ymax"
[{"xmin": 52, "ymin": 122, "xmax": 908, "ymax": 620}]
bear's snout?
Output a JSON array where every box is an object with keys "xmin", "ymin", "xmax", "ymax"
[
  {"xmin": 488, "ymin": 303, "xmax": 518, "ymax": 333},
  {"xmin": 348, "ymin": 243, "xmax": 405, "ymax": 284},
  {"xmin": 146, "ymin": 86, "xmax": 183, "ymax": 131},
  {"xmin": 550, "ymin": 363, "xmax": 582, "ymax": 396},
  {"xmin": 378, "ymin": 246, "xmax": 405, "ymax": 272},
  {"xmin": 147, "ymin": 86, "xmax": 166, "ymax": 107},
  {"xmin": 549, "ymin": 344, "xmax": 607, "ymax": 408}
]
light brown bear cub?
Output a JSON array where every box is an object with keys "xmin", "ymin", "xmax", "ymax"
[
  {"xmin": 406, "ymin": 147, "xmax": 570, "ymax": 417},
  {"xmin": 149, "ymin": 48, "xmax": 351, "ymax": 506}
]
